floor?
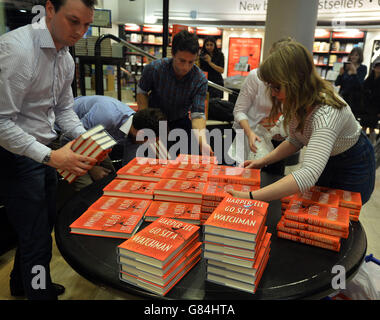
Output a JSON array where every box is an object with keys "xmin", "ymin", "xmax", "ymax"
[{"xmin": 0, "ymin": 89, "xmax": 379, "ymax": 300}]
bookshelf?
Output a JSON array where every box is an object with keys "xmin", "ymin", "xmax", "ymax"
[{"xmin": 313, "ymin": 29, "xmax": 366, "ymax": 80}]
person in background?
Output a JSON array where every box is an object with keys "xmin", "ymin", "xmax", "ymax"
[
  {"xmin": 58, "ymin": 95, "xmax": 167, "ymax": 190},
  {"xmin": 228, "ymin": 37, "xmax": 294, "ymax": 174},
  {"xmin": 229, "ymin": 41, "xmax": 375, "ymax": 205},
  {"xmin": 199, "ymin": 36, "xmax": 225, "ymax": 99},
  {"xmin": 361, "ymin": 57, "xmax": 380, "ymax": 144},
  {"xmin": 137, "ymin": 30, "xmax": 213, "ymax": 158},
  {"xmin": 335, "ymin": 47, "xmax": 367, "ymax": 120},
  {"xmin": 0, "ymin": 0, "xmax": 97, "ymax": 300}
]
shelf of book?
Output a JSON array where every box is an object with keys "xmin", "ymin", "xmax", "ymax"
[{"xmin": 313, "ymin": 29, "xmax": 366, "ymax": 80}]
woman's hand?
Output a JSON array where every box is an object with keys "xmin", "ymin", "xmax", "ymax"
[
  {"xmin": 247, "ymin": 131, "xmax": 261, "ymax": 153},
  {"xmin": 241, "ymin": 158, "xmax": 266, "ymax": 169},
  {"xmin": 227, "ymin": 189, "xmax": 251, "ymax": 199},
  {"xmin": 203, "ymin": 54, "xmax": 212, "ymax": 63}
]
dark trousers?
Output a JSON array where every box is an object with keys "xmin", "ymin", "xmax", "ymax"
[
  {"xmin": 0, "ymin": 147, "xmax": 58, "ymax": 300},
  {"xmin": 315, "ymin": 131, "xmax": 376, "ymax": 205}
]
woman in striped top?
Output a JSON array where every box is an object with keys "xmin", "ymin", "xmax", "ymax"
[{"xmin": 229, "ymin": 41, "xmax": 375, "ymax": 204}]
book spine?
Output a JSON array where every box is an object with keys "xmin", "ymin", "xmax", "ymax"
[
  {"xmin": 284, "ymin": 212, "xmax": 345, "ymax": 231},
  {"xmin": 283, "ymin": 219, "xmax": 347, "ymax": 238},
  {"xmin": 277, "ymin": 223, "xmax": 340, "ymax": 247},
  {"xmin": 277, "ymin": 231, "xmax": 340, "ymax": 252}
]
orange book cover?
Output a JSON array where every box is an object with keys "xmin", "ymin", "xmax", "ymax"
[
  {"xmin": 208, "ymin": 165, "xmax": 260, "ymax": 186},
  {"xmin": 162, "ymin": 169, "xmax": 209, "ymax": 182},
  {"xmin": 153, "ymin": 179, "xmax": 207, "ymax": 200},
  {"xmin": 144, "ymin": 201, "xmax": 201, "ymax": 224},
  {"xmin": 292, "ymin": 190, "xmax": 340, "ymax": 208},
  {"xmin": 277, "ymin": 218, "xmax": 341, "ymax": 248},
  {"xmin": 201, "ymin": 205, "xmax": 215, "ymax": 213},
  {"xmin": 168, "ymin": 161, "xmax": 213, "ymax": 172},
  {"xmin": 282, "ymin": 217, "xmax": 348, "ymax": 238},
  {"xmin": 69, "ymin": 209, "xmax": 144, "ymax": 239},
  {"xmin": 117, "ymin": 157, "xmax": 169, "ymax": 182},
  {"xmin": 284, "ymin": 200, "xmax": 350, "ymax": 232},
  {"xmin": 117, "ymin": 217, "xmax": 200, "ymax": 268},
  {"xmin": 176, "ymin": 153, "xmax": 218, "ymax": 165},
  {"xmin": 203, "ymin": 196, "xmax": 268, "ymax": 242},
  {"xmin": 103, "ymin": 179, "xmax": 156, "ymax": 199},
  {"xmin": 119, "ymin": 250, "xmax": 201, "ymax": 296},
  {"xmin": 88, "ymin": 196, "xmax": 152, "ymax": 215},
  {"xmin": 310, "ymin": 186, "xmax": 362, "ymax": 210},
  {"xmin": 202, "ymin": 181, "xmax": 260, "ymax": 202},
  {"xmin": 277, "ymin": 231, "xmax": 341, "ymax": 252}
]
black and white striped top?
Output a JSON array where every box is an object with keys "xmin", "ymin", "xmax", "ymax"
[{"xmin": 287, "ymin": 103, "xmax": 361, "ymax": 192}]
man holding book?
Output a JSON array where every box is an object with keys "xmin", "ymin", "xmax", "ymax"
[
  {"xmin": 59, "ymin": 95, "xmax": 167, "ymax": 190},
  {"xmin": 137, "ymin": 30, "xmax": 214, "ymax": 158},
  {"xmin": 0, "ymin": 0, "xmax": 98, "ymax": 300}
]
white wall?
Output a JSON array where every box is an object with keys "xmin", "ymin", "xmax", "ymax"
[{"xmin": 363, "ymin": 30, "xmax": 380, "ymax": 73}]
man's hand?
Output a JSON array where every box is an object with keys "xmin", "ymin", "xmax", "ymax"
[{"xmin": 48, "ymin": 141, "xmax": 97, "ymax": 176}]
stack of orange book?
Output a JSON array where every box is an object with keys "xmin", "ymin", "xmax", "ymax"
[
  {"xmin": 203, "ymin": 196, "xmax": 271, "ymax": 294},
  {"xmin": 144, "ymin": 201, "xmax": 202, "ymax": 225},
  {"xmin": 201, "ymin": 182, "xmax": 260, "ymax": 223},
  {"xmin": 69, "ymin": 196, "xmax": 152, "ymax": 239},
  {"xmin": 117, "ymin": 217, "xmax": 201, "ymax": 296},
  {"xmin": 207, "ymin": 165, "xmax": 260, "ymax": 186},
  {"xmin": 153, "ymin": 179, "xmax": 207, "ymax": 204},
  {"xmin": 175, "ymin": 153, "xmax": 218, "ymax": 165},
  {"xmin": 116, "ymin": 157, "xmax": 175, "ymax": 182},
  {"xmin": 59, "ymin": 124, "xmax": 117, "ymax": 183},
  {"xmin": 310, "ymin": 186, "xmax": 362, "ymax": 221},
  {"xmin": 277, "ymin": 197, "xmax": 350, "ymax": 252},
  {"xmin": 103, "ymin": 179, "xmax": 157, "ymax": 200}
]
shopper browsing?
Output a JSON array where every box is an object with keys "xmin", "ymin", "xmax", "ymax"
[
  {"xmin": 136, "ymin": 30, "xmax": 213, "ymax": 157},
  {"xmin": 361, "ymin": 57, "xmax": 380, "ymax": 144},
  {"xmin": 228, "ymin": 41, "xmax": 375, "ymax": 205},
  {"xmin": 199, "ymin": 36, "xmax": 225, "ymax": 99},
  {"xmin": 335, "ymin": 47, "xmax": 367, "ymax": 120},
  {"xmin": 0, "ymin": 0, "xmax": 98, "ymax": 300}
]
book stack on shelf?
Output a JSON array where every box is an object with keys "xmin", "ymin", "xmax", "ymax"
[
  {"xmin": 117, "ymin": 217, "xmax": 202, "ymax": 296},
  {"xmin": 58, "ymin": 125, "xmax": 117, "ymax": 183},
  {"xmin": 144, "ymin": 201, "xmax": 202, "ymax": 225},
  {"xmin": 277, "ymin": 190, "xmax": 350, "ymax": 252},
  {"xmin": 69, "ymin": 196, "xmax": 152, "ymax": 239},
  {"xmin": 203, "ymin": 196, "xmax": 271, "ymax": 294}
]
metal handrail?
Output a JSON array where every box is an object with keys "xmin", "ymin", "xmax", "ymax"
[{"xmin": 94, "ymin": 34, "xmax": 237, "ymax": 96}]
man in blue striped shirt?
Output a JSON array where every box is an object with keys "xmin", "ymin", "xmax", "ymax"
[{"xmin": 137, "ymin": 30, "xmax": 213, "ymax": 157}]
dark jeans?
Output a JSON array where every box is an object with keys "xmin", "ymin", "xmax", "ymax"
[
  {"xmin": 0, "ymin": 147, "xmax": 58, "ymax": 300},
  {"xmin": 315, "ymin": 131, "xmax": 376, "ymax": 205}
]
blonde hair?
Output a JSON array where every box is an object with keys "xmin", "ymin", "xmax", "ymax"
[{"xmin": 258, "ymin": 41, "xmax": 346, "ymax": 132}]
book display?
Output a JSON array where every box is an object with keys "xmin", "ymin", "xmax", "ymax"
[
  {"xmin": 313, "ymin": 29, "xmax": 366, "ymax": 80},
  {"xmin": 203, "ymin": 196, "xmax": 271, "ymax": 293},
  {"xmin": 58, "ymin": 125, "xmax": 117, "ymax": 183},
  {"xmin": 117, "ymin": 217, "xmax": 201, "ymax": 296}
]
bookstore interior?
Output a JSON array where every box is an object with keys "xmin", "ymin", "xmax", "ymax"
[{"xmin": 1, "ymin": 0, "xmax": 380, "ymax": 301}]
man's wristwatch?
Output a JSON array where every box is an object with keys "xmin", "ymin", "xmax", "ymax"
[{"xmin": 42, "ymin": 150, "xmax": 52, "ymax": 164}]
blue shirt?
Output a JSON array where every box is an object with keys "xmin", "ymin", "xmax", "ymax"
[
  {"xmin": 137, "ymin": 58, "xmax": 208, "ymax": 122},
  {"xmin": 0, "ymin": 17, "xmax": 85, "ymax": 163},
  {"xmin": 73, "ymin": 95, "xmax": 135, "ymax": 144}
]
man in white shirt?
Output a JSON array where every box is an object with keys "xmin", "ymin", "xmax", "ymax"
[{"xmin": 0, "ymin": 0, "xmax": 97, "ymax": 300}]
